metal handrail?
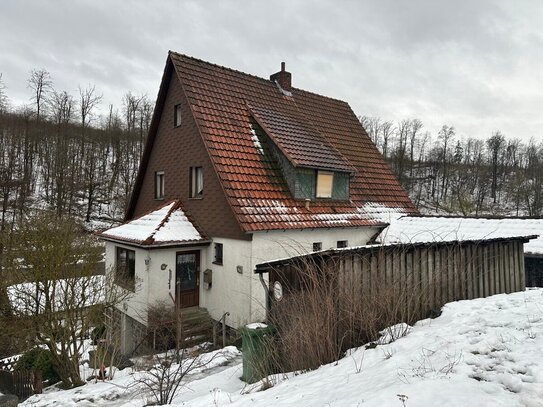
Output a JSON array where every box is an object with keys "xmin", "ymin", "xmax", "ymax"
[{"xmin": 213, "ymin": 311, "xmax": 230, "ymax": 348}]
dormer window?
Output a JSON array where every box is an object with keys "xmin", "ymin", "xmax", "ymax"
[
  {"xmin": 174, "ymin": 104, "xmax": 182, "ymax": 127},
  {"xmin": 316, "ymin": 171, "xmax": 334, "ymax": 198},
  {"xmin": 249, "ymin": 120, "xmax": 350, "ymax": 201}
]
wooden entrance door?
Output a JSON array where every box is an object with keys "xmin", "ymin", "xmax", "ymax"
[{"xmin": 176, "ymin": 251, "xmax": 200, "ymax": 308}]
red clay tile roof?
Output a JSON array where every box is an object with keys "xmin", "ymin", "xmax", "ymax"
[{"xmin": 129, "ymin": 52, "xmax": 418, "ymax": 232}]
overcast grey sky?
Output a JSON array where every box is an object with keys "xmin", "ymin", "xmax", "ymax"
[{"xmin": 1, "ymin": 0, "xmax": 542, "ymax": 141}]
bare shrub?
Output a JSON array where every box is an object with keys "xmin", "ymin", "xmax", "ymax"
[
  {"xmin": 147, "ymin": 302, "xmax": 178, "ymax": 352},
  {"xmin": 131, "ymin": 302, "xmax": 220, "ymax": 405},
  {"xmin": 267, "ymin": 247, "xmax": 445, "ymax": 373}
]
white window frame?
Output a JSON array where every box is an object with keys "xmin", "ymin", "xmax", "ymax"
[
  {"xmin": 155, "ymin": 171, "xmax": 165, "ymax": 199},
  {"xmin": 174, "ymin": 104, "xmax": 182, "ymax": 127},
  {"xmin": 190, "ymin": 167, "xmax": 203, "ymax": 198}
]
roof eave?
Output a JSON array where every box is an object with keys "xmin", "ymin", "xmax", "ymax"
[
  {"xmin": 255, "ymin": 234, "xmax": 538, "ymax": 273},
  {"xmin": 97, "ymin": 235, "xmax": 212, "ymax": 249}
]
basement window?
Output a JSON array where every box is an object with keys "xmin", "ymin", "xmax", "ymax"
[
  {"xmin": 337, "ymin": 240, "xmax": 348, "ymax": 249},
  {"xmin": 116, "ymin": 247, "xmax": 135, "ymax": 291},
  {"xmin": 313, "ymin": 242, "xmax": 322, "ymax": 252},
  {"xmin": 190, "ymin": 167, "xmax": 203, "ymax": 198},
  {"xmin": 316, "ymin": 171, "xmax": 334, "ymax": 198},
  {"xmin": 174, "ymin": 104, "xmax": 182, "ymax": 127},
  {"xmin": 155, "ymin": 171, "xmax": 165, "ymax": 199},
  {"xmin": 213, "ymin": 243, "xmax": 223, "ymax": 265}
]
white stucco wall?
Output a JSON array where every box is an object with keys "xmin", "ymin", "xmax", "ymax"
[
  {"xmin": 104, "ymin": 242, "xmax": 148, "ymax": 326},
  {"xmin": 104, "ymin": 226, "xmax": 381, "ymax": 331},
  {"xmin": 105, "ymin": 243, "xmax": 208, "ymax": 326},
  {"xmin": 199, "ymin": 237, "xmax": 253, "ymax": 328},
  {"xmin": 248, "ymin": 226, "xmax": 381, "ymax": 324}
]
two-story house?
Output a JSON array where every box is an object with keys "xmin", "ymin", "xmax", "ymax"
[{"xmin": 98, "ymin": 52, "xmax": 417, "ymax": 353}]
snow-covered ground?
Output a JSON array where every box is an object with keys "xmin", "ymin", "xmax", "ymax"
[{"xmin": 21, "ymin": 289, "xmax": 543, "ymax": 407}]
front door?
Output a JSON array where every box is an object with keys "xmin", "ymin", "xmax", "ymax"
[{"xmin": 175, "ymin": 251, "xmax": 200, "ymax": 308}]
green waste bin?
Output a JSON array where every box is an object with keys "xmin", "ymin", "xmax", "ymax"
[{"xmin": 240, "ymin": 323, "xmax": 277, "ymax": 383}]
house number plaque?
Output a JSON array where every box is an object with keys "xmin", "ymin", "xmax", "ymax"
[{"xmin": 273, "ymin": 281, "xmax": 283, "ymax": 301}]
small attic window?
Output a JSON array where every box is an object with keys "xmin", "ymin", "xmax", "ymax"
[
  {"xmin": 190, "ymin": 167, "xmax": 203, "ymax": 198},
  {"xmin": 155, "ymin": 171, "xmax": 165, "ymax": 200},
  {"xmin": 316, "ymin": 171, "xmax": 334, "ymax": 198},
  {"xmin": 174, "ymin": 104, "xmax": 182, "ymax": 127}
]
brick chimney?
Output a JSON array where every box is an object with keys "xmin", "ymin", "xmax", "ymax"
[{"xmin": 270, "ymin": 62, "xmax": 291, "ymax": 92}]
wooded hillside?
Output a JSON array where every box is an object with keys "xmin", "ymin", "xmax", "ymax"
[
  {"xmin": 0, "ymin": 70, "xmax": 152, "ymax": 236},
  {"xmin": 361, "ymin": 117, "xmax": 543, "ymax": 216}
]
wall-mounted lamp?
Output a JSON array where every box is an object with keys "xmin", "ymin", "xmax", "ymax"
[
  {"xmin": 145, "ymin": 257, "xmax": 150, "ymax": 266},
  {"xmin": 161, "ymin": 264, "xmax": 168, "ymax": 270}
]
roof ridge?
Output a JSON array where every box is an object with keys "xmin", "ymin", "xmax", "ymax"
[
  {"xmin": 145, "ymin": 200, "xmax": 179, "ymax": 245},
  {"xmin": 169, "ymin": 50, "xmax": 347, "ymax": 104},
  {"xmin": 406, "ymin": 214, "xmax": 543, "ymax": 220},
  {"xmin": 169, "ymin": 50, "xmax": 276, "ymax": 87}
]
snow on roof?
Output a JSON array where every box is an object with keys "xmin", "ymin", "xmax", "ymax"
[
  {"xmin": 379, "ymin": 216, "xmax": 542, "ymax": 255},
  {"xmin": 357, "ymin": 202, "xmax": 408, "ymax": 223},
  {"xmin": 98, "ymin": 200, "xmax": 208, "ymax": 247}
]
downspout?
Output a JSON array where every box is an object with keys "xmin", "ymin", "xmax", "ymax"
[
  {"xmin": 145, "ymin": 249, "xmax": 151, "ymax": 324},
  {"xmin": 259, "ymin": 272, "xmax": 270, "ymax": 317}
]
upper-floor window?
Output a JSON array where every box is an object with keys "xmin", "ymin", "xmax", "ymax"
[
  {"xmin": 155, "ymin": 171, "xmax": 165, "ymax": 199},
  {"xmin": 313, "ymin": 242, "xmax": 322, "ymax": 251},
  {"xmin": 174, "ymin": 104, "xmax": 182, "ymax": 127},
  {"xmin": 190, "ymin": 166, "xmax": 203, "ymax": 198},
  {"xmin": 316, "ymin": 171, "xmax": 334, "ymax": 198},
  {"xmin": 116, "ymin": 247, "xmax": 136, "ymax": 291},
  {"xmin": 213, "ymin": 243, "xmax": 223, "ymax": 265},
  {"xmin": 337, "ymin": 240, "xmax": 348, "ymax": 249},
  {"xmin": 293, "ymin": 168, "xmax": 349, "ymax": 201}
]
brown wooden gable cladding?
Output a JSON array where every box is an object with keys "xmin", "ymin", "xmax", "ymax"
[
  {"xmin": 132, "ymin": 64, "xmax": 248, "ymax": 240},
  {"xmin": 128, "ymin": 52, "xmax": 418, "ymax": 233}
]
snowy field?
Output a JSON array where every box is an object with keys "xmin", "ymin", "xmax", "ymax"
[{"xmin": 21, "ymin": 289, "xmax": 543, "ymax": 407}]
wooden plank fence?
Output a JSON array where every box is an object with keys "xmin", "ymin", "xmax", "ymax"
[
  {"xmin": 0, "ymin": 355, "xmax": 42, "ymax": 400},
  {"xmin": 257, "ymin": 236, "xmax": 533, "ymax": 324}
]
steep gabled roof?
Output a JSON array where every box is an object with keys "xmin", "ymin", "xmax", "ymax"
[
  {"xmin": 127, "ymin": 52, "xmax": 418, "ymax": 232},
  {"xmin": 100, "ymin": 200, "xmax": 209, "ymax": 248}
]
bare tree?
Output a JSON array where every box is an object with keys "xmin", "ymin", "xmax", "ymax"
[
  {"xmin": 381, "ymin": 120, "xmax": 394, "ymax": 159},
  {"xmin": 79, "ymin": 84, "xmax": 102, "ymax": 129},
  {"xmin": 408, "ymin": 119, "xmax": 423, "ymax": 177},
  {"xmin": 2, "ymin": 212, "xmax": 130, "ymax": 388},
  {"xmin": 487, "ymin": 131, "xmax": 505, "ymax": 203},
  {"xmin": 27, "ymin": 69, "xmax": 53, "ymax": 121},
  {"xmin": 0, "ymin": 73, "xmax": 8, "ymax": 114}
]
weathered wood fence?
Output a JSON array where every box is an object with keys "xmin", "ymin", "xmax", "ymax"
[
  {"xmin": 257, "ymin": 236, "xmax": 533, "ymax": 321},
  {"xmin": 0, "ymin": 370, "xmax": 35, "ymax": 401},
  {"xmin": 0, "ymin": 356, "xmax": 41, "ymax": 400}
]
